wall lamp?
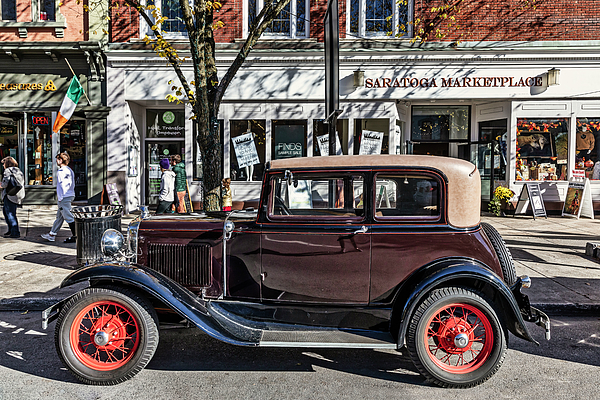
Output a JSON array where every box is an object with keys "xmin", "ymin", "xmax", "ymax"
[
  {"xmin": 547, "ymin": 68, "xmax": 560, "ymax": 86},
  {"xmin": 353, "ymin": 69, "xmax": 365, "ymax": 87}
]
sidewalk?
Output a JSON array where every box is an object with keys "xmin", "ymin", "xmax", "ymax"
[{"xmin": 0, "ymin": 207, "xmax": 599, "ymax": 314}]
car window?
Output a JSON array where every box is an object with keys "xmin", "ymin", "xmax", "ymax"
[
  {"xmin": 270, "ymin": 173, "xmax": 365, "ymax": 219},
  {"xmin": 374, "ymin": 174, "xmax": 440, "ymax": 219}
]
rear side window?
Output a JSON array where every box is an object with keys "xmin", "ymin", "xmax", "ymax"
[
  {"xmin": 269, "ymin": 172, "xmax": 365, "ymax": 220},
  {"xmin": 374, "ymin": 174, "xmax": 440, "ymax": 219}
]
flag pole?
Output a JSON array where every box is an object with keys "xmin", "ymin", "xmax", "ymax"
[{"xmin": 64, "ymin": 58, "xmax": 93, "ymax": 106}]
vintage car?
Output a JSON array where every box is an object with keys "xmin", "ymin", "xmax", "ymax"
[{"xmin": 42, "ymin": 155, "xmax": 550, "ymax": 388}]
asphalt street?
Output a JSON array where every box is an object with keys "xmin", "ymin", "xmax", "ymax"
[{"xmin": 0, "ymin": 311, "xmax": 598, "ymax": 400}]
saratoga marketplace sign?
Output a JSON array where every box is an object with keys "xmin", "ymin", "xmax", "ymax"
[{"xmin": 365, "ymin": 75, "xmax": 543, "ymax": 89}]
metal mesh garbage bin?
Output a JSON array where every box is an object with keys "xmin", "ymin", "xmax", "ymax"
[{"xmin": 72, "ymin": 205, "xmax": 123, "ymax": 266}]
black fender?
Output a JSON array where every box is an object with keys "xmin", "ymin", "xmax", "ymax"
[
  {"xmin": 393, "ymin": 258, "xmax": 538, "ymax": 347},
  {"xmin": 58, "ymin": 262, "xmax": 258, "ymax": 347}
]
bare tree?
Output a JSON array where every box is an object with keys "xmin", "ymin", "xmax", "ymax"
[{"xmin": 120, "ymin": 0, "xmax": 292, "ymax": 211}]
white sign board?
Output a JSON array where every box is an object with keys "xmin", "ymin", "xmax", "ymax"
[
  {"xmin": 562, "ymin": 178, "xmax": 594, "ymax": 219},
  {"xmin": 316, "ymin": 133, "xmax": 342, "ymax": 156},
  {"xmin": 359, "ymin": 130, "xmax": 384, "ymax": 155},
  {"xmin": 232, "ymin": 132, "xmax": 260, "ymax": 168}
]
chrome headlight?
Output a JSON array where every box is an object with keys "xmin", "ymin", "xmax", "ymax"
[{"xmin": 101, "ymin": 229, "xmax": 125, "ymax": 258}]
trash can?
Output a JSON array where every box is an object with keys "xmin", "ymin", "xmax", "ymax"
[{"xmin": 72, "ymin": 205, "xmax": 123, "ymax": 266}]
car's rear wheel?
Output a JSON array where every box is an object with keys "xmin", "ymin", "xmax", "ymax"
[
  {"xmin": 481, "ymin": 222, "xmax": 517, "ymax": 285},
  {"xmin": 407, "ymin": 286, "xmax": 507, "ymax": 388},
  {"xmin": 55, "ymin": 287, "xmax": 159, "ymax": 385}
]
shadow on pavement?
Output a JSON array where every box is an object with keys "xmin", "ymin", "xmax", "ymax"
[{"xmin": 4, "ymin": 250, "xmax": 77, "ymax": 270}]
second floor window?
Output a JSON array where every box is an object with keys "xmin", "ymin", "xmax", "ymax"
[
  {"xmin": 1, "ymin": 0, "xmax": 16, "ymax": 21},
  {"xmin": 39, "ymin": 0, "xmax": 56, "ymax": 21},
  {"xmin": 146, "ymin": 0, "xmax": 187, "ymax": 36},
  {"xmin": 348, "ymin": 0, "xmax": 411, "ymax": 38},
  {"xmin": 246, "ymin": 0, "xmax": 309, "ymax": 38}
]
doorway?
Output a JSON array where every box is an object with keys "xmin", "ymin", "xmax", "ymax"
[
  {"xmin": 471, "ymin": 119, "xmax": 508, "ymax": 202},
  {"xmin": 145, "ymin": 141, "xmax": 184, "ymax": 207}
]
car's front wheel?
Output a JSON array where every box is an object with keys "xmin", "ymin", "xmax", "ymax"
[
  {"xmin": 55, "ymin": 287, "xmax": 159, "ymax": 385},
  {"xmin": 407, "ymin": 286, "xmax": 507, "ymax": 388}
]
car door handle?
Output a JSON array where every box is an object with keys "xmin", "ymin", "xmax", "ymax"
[{"xmin": 353, "ymin": 226, "xmax": 368, "ymax": 234}]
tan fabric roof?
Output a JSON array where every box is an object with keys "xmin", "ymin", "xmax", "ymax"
[{"xmin": 269, "ymin": 155, "xmax": 481, "ymax": 228}]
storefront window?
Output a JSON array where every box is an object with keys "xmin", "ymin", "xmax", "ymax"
[
  {"xmin": 575, "ymin": 118, "xmax": 600, "ymax": 180},
  {"xmin": 353, "ymin": 118, "xmax": 389, "ymax": 155},
  {"xmin": 411, "ymin": 106, "xmax": 469, "ymax": 141},
  {"xmin": 58, "ymin": 120, "xmax": 86, "ymax": 200},
  {"xmin": 26, "ymin": 114, "xmax": 53, "ymax": 185},
  {"xmin": 230, "ymin": 120, "xmax": 266, "ymax": 181},
  {"xmin": 272, "ymin": 120, "xmax": 307, "ymax": 160},
  {"xmin": 313, "ymin": 119, "xmax": 348, "ymax": 156},
  {"xmin": 0, "ymin": 115, "xmax": 19, "ymax": 174},
  {"xmin": 516, "ymin": 118, "xmax": 568, "ymax": 181},
  {"xmin": 146, "ymin": 109, "xmax": 185, "ymax": 138}
]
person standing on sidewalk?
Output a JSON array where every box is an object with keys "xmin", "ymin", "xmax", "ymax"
[
  {"xmin": 1, "ymin": 156, "xmax": 25, "ymax": 238},
  {"xmin": 41, "ymin": 152, "xmax": 77, "ymax": 243},
  {"xmin": 156, "ymin": 158, "xmax": 176, "ymax": 214},
  {"xmin": 171, "ymin": 154, "xmax": 188, "ymax": 213}
]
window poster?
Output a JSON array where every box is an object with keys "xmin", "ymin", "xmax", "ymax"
[
  {"xmin": 273, "ymin": 125, "xmax": 305, "ymax": 159},
  {"xmin": 317, "ymin": 133, "xmax": 342, "ymax": 156},
  {"xmin": 146, "ymin": 110, "xmax": 185, "ymax": 138},
  {"xmin": 359, "ymin": 130, "xmax": 384, "ymax": 155},
  {"xmin": 232, "ymin": 132, "xmax": 260, "ymax": 168}
]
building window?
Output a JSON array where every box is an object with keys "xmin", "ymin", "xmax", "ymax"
[
  {"xmin": 39, "ymin": 0, "xmax": 56, "ymax": 21},
  {"xmin": 515, "ymin": 118, "xmax": 568, "ymax": 181},
  {"xmin": 575, "ymin": 118, "xmax": 600, "ymax": 180},
  {"xmin": 353, "ymin": 118, "xmax": 389, "ymax": 155},
  {"xmin": 27, "ymin": 114, "xmax": 53, "ymax": 186},
  {"xmin": 348, "ymin": 0, "xmax": 411, "ymax": 38},
  {"xmin": 246, "ymin": 0, "xmax": 309, "ymax": 38},
  {"xmin": 411, "ymin": 106, "xmax": 470, "ymax": 160},
  {"xmin": 230, "ymin": 120, "xmax": 266, "ymax": 182},
  {"xmin": 313, "ymin": 119, "xmax": 348, "ymax": 156},
  {"xmin": 147, "ymin": 0, "xmax": 188, "ymax": 36},
  {"xmin": 1, "ymin": 0, "xmax": 16, "ymax": 21},
  {"xmin": 272, "ymin": 120, "xmax": 307, "ymax": 160}
]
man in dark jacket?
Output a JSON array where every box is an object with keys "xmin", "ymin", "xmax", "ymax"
[{"xmin": 171, "ymin": 154, "xmax": 188, "ymax": 213}]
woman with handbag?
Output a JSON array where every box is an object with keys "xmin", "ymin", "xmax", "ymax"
[{"xmin": 1, "ymin": 156, "xmax": 25, "ymax": 238}]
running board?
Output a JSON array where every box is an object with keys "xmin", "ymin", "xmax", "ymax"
[{"xmin": 206, "ymin": 301, "xmax": 397, "ymax": 349}]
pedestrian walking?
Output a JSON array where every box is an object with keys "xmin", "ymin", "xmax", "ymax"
[
  {"xmin": 171, "ymin": 154, "xmax": 188, "ymax": 213},
  {"xmin": 156, "ymin": 158, "xmax": 176, "ymax": 214},
  {"xmin": 1, "ymin": 156, "xmax": 25, "ymax": 238},
  {"xmin": 41, "ymin": 152, "xmax": 77, "ymax": 243}
]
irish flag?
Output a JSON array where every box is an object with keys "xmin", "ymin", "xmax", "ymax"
[{"xmin": 53, "ymin": 76, "xmax": 85, "ymax": 133}]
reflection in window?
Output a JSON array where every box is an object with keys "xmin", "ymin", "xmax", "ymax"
[
  {"xmin": 271, "ymin": 173, "xmax": 364, "ymax": 217},
  {"xmin": 230, "ymin": 120, "xmax": 266, "ymax": 182},
  {"xmin": 1, "ymin": 0, "xmax": 16, "ymax": 20},
  {"xmin": 516, "ymin": 118, "xmax": 568, "ymax": 181},
  {"xmin": 349, "ymin": 0, "xmax": 410, "ymax": 38},
  {"xmin": 411, "ymin": 106, "xmax": 469, "ymax": 141},
  {"xmin": 576, "ymin": 118, "xmax": 600, "ymax": 180},
  {"xmin": 375, "ymin": 174, "xmax": 439, "ymax": 218}
]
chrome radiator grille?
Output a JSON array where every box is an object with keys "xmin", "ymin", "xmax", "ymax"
[{"xmin": 147, "ymin": 243, "xmax": 212, "ymax": 287}]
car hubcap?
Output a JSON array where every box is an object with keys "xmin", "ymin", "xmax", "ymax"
[
  {"xmin": 424, "ymin": 303, "xmax": 494, "ymax": 374},
  {"xmin": 69, "ymin": 300, "xmax": 141, "ymax": 371}
]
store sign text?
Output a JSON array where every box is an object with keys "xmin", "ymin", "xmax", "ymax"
[
  {"xmin": 365, "ymin": 76, "xmax": 543, "ymax": 89},
  {"xmin": 0, "ymin": 80, "xmax": 57, "ymax": 91}
]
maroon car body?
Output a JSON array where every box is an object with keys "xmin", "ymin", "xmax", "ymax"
[{"xmin": 44, "ymin": 155, "xmax": 550, "ymax": 388}]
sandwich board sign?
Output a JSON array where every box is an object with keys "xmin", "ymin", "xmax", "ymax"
[
  {"xmin": 562, "ymin": 178, "xmax": 594, "ymax": 219},
  {"xmin": 514, "ymin": 182, "xmax": 547, "ymax": 219}
]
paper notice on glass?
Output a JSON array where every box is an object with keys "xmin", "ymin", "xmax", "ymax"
[
  {"xmin": 232, "ymin": 132, "xmax": 260, "ymax": 168},
  {"xmin": 316, "ymin": 133, "xmax": 343, "ymax": 156},
  {"xmin": 359, "ymin": 130, "xmax": 384, "ymax": 155}
]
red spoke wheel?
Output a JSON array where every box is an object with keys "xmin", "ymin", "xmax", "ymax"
[
  {"xmin": 407, "ymin": 287, "xmax": 507, "ymax": 388},
  {"xmin": 55, "ymin": 287, "xmax": 159, "ymax": 385}
]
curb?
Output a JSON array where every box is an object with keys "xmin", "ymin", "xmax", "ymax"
[{"xmin": 2, "ymin": 298, "xmax": 599, "ymax": 316}]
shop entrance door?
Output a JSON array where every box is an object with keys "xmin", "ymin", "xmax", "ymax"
[
  {"xmin": 145, "ymin": 141, "xmax": 185, "ymax": 207},
  {"xmin": 472, "ymin": 119, "xmax": 508, "ymax": 202}
]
